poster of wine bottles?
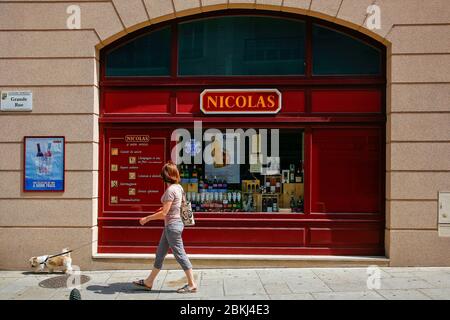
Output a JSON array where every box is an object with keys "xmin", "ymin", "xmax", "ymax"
[{"xmin": 24, "ymin": 136, "xmax": 65, "ymax": 191}]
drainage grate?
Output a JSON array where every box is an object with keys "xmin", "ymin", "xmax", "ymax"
[{"xmin": 39, "ymin": 275, "xmax": 91, "ymax": 289}]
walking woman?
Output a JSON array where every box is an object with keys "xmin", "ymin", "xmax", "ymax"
[{"xmin": 133, "ymin": 161, "xmax": 197, "ymax": 293}]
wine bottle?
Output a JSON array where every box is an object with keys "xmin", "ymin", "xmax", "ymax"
[
  {"xmin": 290, "ymin": 194, "xmax": 296, "ymax": 213},
  {"xmin": 265, "ymin": 181, "xmax": 271, "ymax": 193},
  {"xmin": 36, "ymin": 143, "xmax": 44, "ymax": 158},
  {"xmin": 298, "ymin": 197, "xmax": 304, "ymax": 213},
  {"xmin": 222, "ymin": 193, "xmax": 228, "ymax": 211},
  {"xmin": 262, "ymin": 198, "xmax": 267, "ymax": 212},
  {"xmin": 272, "ymin": 197, "xmax": 278, "ymax": 212},
  {"xmin": 295, "ymin": 166, "xmax": 302, "ymax": 183},
  {"xmin": 213, "ymin": 176, "xmax": 218, "ymax": 190},
  {"xmin": 199, "ymin": 176, "xmax": 204, "ymax": 193},
  {"xmin": 46, "ymin": 143, "xmax": 52, "ymax": 158},
  {"xmin": 267, "ymin": 198, "xmax": 273, "ymax": 213},
  {"xmin": 207, "ymin": 176, "xmax": 212, "ymax": 191},
  {"xmin": 236, "ymin": 192, "xmax": 242, "ymax": 211}
]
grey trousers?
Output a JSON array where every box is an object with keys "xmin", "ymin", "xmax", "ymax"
[{"xmin": 154, "ymin": 220, "xmax": 193, "ymax": 271}]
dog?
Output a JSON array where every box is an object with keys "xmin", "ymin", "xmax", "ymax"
[{"xmin": 29, "ymin": 248, "xmax": 73, "ymax": 274}]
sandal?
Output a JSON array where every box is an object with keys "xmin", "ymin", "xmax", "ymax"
[
  {"xmin": 177, "ymin": 284, "xmax": 198, "ymax": 294},
  {"xmin": 133, "ymin": 279, "xmax": 152, "ymax": 291}
]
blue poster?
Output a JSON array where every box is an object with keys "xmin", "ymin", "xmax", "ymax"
[{"xmin": 24, "ymin": 137, "xmax": 65, "ymax": 191}]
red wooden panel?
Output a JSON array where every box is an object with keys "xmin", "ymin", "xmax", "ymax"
[
  {"xmin": 104, "ymin": 90, "xmax": 171, "ymax": 114},
  {"xmin": 100, "ymin": 226, "xmax": 162, "ymax": 246},
  {"xmin": 176, "ymin": 91, "xmax": 200, "ymax": 114},
  {"xmin": 309, "ymin": 228, "xmax": 382, "ymax": 247},
  {"xmin": 100, "ymin": 227, "xmax": 305, "ymax": 247},
  {"xmin": 183, "ymin": 228, "xmax": 304, "ymax": 246},
  {"xmin": 98, "ymin": 245, "xmax": 385, "ymax": 256},
  {"xmin": 281, "ymin": 90, "xmax": 305, "ymax": 113},
  {"xmin": 311, "ymin": 128, "xmax": 382, "ymax": 213},
  {"xmin": 311, "ymin": 90, "xmax": 381, "ymax": 113}
]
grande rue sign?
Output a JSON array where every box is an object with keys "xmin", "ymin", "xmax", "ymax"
[{"xmin": 200, "ymin": 89, "xmax": 281, "ymax": 115}]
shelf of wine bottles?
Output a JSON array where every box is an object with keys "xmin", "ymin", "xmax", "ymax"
[{"xmin": 178, "ymin": 163, "xmax": 304, "ymax": 213}]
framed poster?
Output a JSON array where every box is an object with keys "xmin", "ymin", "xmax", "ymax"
[{"xmin": 24, "ymin": 136, "xmax": 65, "ymax": 192}]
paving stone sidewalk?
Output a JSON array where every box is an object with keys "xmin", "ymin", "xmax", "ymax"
[{"xmin": 1, "ymin": 267, "xmax": 450, "ymax": 300}]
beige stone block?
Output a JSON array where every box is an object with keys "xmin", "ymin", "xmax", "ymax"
[
  {"xmin": 391, "ymin": 84, "xmax": 450, "ymax": 113},
  {"xmin": 389, "ymin": 172, "xmax": 450, "ymax": 200},
  {"xmin": 173, "ymin": 0, "xmax": 201, "ymax": 12},
  {"xmin": 0, "ymin": 171, "xmax": 98, "ymax": 199},
  {"xmin": 390, "ymin": 143, "xmax": 450, "ymax": 171},
  {"xmin": 0, "ymin": 115, "xmax": 96, "ymax": 142},
  {"xmin": 388, "ymin": 230, "xmax": 450, "ymax": 266},
  {"xmin": 384, "ymin": 228, "xmax": 390, "ymax": 258},
  {"xmin": 0, "ymin": 227, "xmax": 94, "ymax": 270},
  {"xmin": 387, "ymin": 200, "xmax": 438, "ymax": 230},
  {"xmin": 0, "ymin": 2, "xmax": 123, "ymax": 41},
  {"xmin": 201, "ymin": 0, "xmax": 228, "ymax": 11},
  {"xmin": 0, "ymin": 31, "xmax": 98, "ymax": 58},
  {"xmin": 0, "ymin": 59, "xmax": 97, "ymax": 86},
  {"xmin": 0, "ymin": 144, "xmax": 20, "ymax": 170},
  {"xmin": 369, "ymin": 0, "xmax": 450, "ymax": 38},
  {"xmin": 337, "ymin": 0, "xmax": 374, "ymax": 27},
  {"xmin": 391, "ymin": 54, "xmax": 450, "ymax": 83},
  {"xmin": 173, "ymin": 0, "xmax": 202, "ymax": 17},
  {"xmin": 283, "ymin": 0, "xmax": 311, "ymax": 10},
  {"xmin": 386, "ymin": 113, "xmax": 391, "ymax": 143},
  {"xmin": 386, "ymin": 141, "xmax": 391, "ymax": 171},
  {"xmin": 0, "ymin": 199, "xmax": 95, "ymax": 228},
  {"xmin": 390, "ymin": 113, "xmax": 450, "ymax": 142},
  {"xmin": 256, "ymin": 0, "xmax": 283, "ymax": 9},
  {"xmin": 112, "ymin": 0, "xmax": 149, "ymax": 30},
  {"xmin": 0, "ymin": 86, "xmax": 98, "ymax": 114},
  {"xmin": 228, "ymin": 0, "xmax": 256, "ymax": 9},
  {"xmin": 387, "ymin": 25, "xmax": 450, "ymax": 54},
  {"xmin": 310, "ymin": 0, "xmax": 342, "ymax": 18},
  {"xmin": 143, "ymin": 0, "xmax": 175, "ymax": 22}
]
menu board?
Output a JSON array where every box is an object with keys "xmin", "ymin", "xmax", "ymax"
[{"xmin": 104, "ymin": 130, "xmax": 167, "ymax": 213}]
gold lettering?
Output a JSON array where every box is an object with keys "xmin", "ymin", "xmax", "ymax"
[
  {"xmin": 236, "ymin": 96, "xmax": 246, "ymax": 108},
  {"xmin": 248, "ymin": 96, "xmax": 257, "ymax": 108},
  {"xmin": 267, "ymin": 95, "xmax": 276, "ymax": 108},
  {"xmin": 207, "ymin": 96, "xmax": 218, "ymax": 109},
  {"xmin": 225, "ymin": 96, "xmax": 235, "ymax": 108},
  {"xmin": 257, "ymin": 96, "xmax": 267, "ymax": 108}
]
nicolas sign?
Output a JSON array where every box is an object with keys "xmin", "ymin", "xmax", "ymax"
[{"xmin": 200, "ymin": 89, "xmax": 281, "ymax": 115}]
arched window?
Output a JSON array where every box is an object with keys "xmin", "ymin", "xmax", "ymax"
[
  {"xmin": 104, "ymin": 15, "xmax": 382, "ymax": 78},
  {"xmin": 312, "ymin": 24, "xmax": 382, "ymax": 75},
  {"xmin": 178, "ymin": 16, "xmax": 306, "ymax": 76},
  {"xmin": 105, "ymin": 26, "xmax": 171, "ymax": 76}
]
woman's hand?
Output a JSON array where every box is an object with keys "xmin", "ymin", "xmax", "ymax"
[{"xmin": 139, "ymin": 217, "xmax": 148, "ymax": 225}]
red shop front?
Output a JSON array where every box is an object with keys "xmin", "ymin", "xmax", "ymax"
[{"xmin": 98, "ymin": 11, "xmax": 386, "ymax": 256}]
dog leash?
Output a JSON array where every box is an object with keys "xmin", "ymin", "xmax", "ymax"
[{"xmin": 39, "ymin": 239, "xmax": 99, "ymax": 265}]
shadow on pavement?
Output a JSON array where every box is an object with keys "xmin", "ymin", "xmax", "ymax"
[{"xmin": 86, "ymin": 282, "xmax": 177, "ymax": 295}]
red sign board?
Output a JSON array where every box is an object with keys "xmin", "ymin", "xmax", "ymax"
[
  {"xmin": 103, "ymin": 130, "xmax": 167, "ymax": 213},
  {"xmin": 200, "ymin": 89, "xmax": 281, "ymax": 114}
]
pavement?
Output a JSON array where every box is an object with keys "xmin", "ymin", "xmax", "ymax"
[{"xmin": 1, "ymin": 267, "xmax": 450, "ymax": 300}]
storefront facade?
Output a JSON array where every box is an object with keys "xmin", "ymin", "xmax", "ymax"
[{"xmin": 1, "ymin": 1, "xmax": 449, "ymax": 269}]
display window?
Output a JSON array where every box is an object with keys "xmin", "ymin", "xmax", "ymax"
[{"xmin": 175, "ymin": 129, "xmax": 305, "ymax": 214}]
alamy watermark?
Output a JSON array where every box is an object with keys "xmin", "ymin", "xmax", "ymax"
[
  {"xmin": 171, "ymin": 121, "xmax": 279, "ymax": 166},
  {"xmin": 66, "ymin": 5, "xmax": 81, "ymax": 30}
]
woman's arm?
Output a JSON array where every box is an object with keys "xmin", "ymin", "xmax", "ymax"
[{"xmin": 139, "ymin": 201, "xmax": 172, "ymax": 225}]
